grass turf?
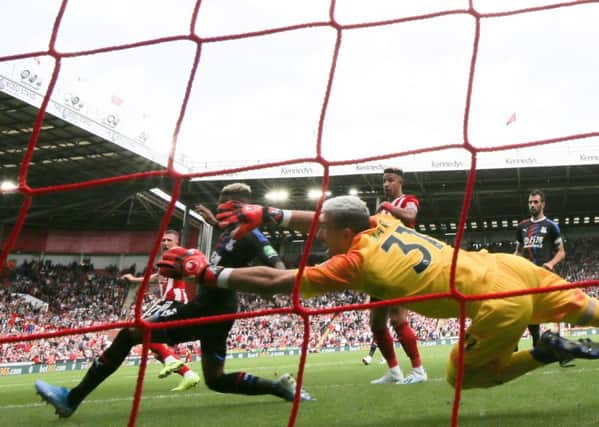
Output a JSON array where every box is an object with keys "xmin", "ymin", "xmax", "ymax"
[{"xmin": 1, "ymin": 342, "xmax": 598, "ymax": 427}]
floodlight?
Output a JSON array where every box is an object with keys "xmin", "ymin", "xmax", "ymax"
[
  {"xmin": 265, "ymin": 189, "xmax": 289, "ymax": 203},
  {"xmin": 0, "ymin": 180, "xmax": 18, "ymax": 192},
  {"xmin": 307, "ymin": 189, "xmax": 331, "ymax": 200}
]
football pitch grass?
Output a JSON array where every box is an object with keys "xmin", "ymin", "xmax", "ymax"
[{"xmin": 2, "ymin": 341, "xmax": 599, "ymax": 427}]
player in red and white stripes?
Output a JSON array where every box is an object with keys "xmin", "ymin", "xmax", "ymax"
[
  {"xmin": 121, "ymin": 229, "xmax": 200, "ymax": 391},
  {"xmin": 363, "ymin": 167, "xmax": 427, "ymax": 385}
]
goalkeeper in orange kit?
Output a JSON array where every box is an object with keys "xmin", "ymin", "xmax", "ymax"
[{"xmin": 165, "ymin": 195, "xmax": 599, "ymax": 390}]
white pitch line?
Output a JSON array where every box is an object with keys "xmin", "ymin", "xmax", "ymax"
[
  {"xmin": 1, "ymin": 363, "xmax": 596, "ymax": 411},
  {"xmin": 2, "ymin": 391, "xmax": 211, "ymax": 410},
  {"xmin": 0, "ymin": 359, "xmax": 355, "ymax": 389}
]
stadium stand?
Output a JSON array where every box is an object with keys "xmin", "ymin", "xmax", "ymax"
[{"xmin": 3, "ymin": 236, "xmax": 598, "ymax": 364}]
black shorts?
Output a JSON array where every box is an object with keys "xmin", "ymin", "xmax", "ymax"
[{"xmin": 148, "ymin": 294, "xmax": 238, "ymax": 360}]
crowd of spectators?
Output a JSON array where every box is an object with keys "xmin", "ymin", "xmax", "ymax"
[
  {"xmin": 1, "ymin": 236, "xmax": 598, "ymax": 364},
  {"xmin": 555, "ymin": 237, "xmax": 599, "ymax": 297},
  {"xmin": 0, "ymin": 260, "xmax": 127, "ymax": 364}
]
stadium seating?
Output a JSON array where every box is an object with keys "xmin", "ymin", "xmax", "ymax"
[{"xmin": 2, "ymin": 237, "xmax": 598, "ymax": 364}]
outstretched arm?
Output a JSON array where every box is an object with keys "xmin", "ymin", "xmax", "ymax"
[
  {"xmin": 158, "ymin": 246, "xmax": 363, "ymax": 299},
  {"xmin": 121, "ymin": 272, "xmax": 159, "ymax": 284},
  {"xmin": 224, "ymin": 266, "xmax": 296, "ymax": 297},
  {"xmin": 286, "ymin": 210, "xmax": 318, "ymax": 234},
  {"xmin": 157, "ymin": 247, "xmax": 296, "ymax": 297},
  {"xmin": 215, "ymin": 201, "xmax": 316, "ymax": 238},
  {"xmin": 194, "ymin": 203, "xmax": 218, "ymax": 226}
]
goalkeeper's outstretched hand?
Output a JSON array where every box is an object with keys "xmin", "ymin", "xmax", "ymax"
[
  {"xmin": 216, "ymin": 201, "xmax": 285, "ymax": 239},
  {"xmin": 156, "ymin": 246, "xmax": 208, "ymax": 279}
]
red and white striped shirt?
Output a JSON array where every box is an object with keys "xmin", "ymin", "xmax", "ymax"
[
  {"xmin": 389, "ymin": 194, "xmax": 420, "ymax": 228},
  {"xmin": 159, "ymin": 277, "xmax": 189, "ymax": 304}
]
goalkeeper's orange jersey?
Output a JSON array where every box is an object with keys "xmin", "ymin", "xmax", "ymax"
[{"xmin": 299, "ymin": 214, "xmax": 500, "ymax": 319}]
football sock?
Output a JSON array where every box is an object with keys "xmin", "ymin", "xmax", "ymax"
[
  {"xmin": 394, "ymin": 321, "xmax": 422, "ymax": 368},
  {"xmin": 368, "ymin": 341, "xmax": 377, "ymax": 357},
  {"xmin": 163, "ymin": 355, "xmax": 177, "ymax": 364},
  {"xmin": 150, "ymin": 344, "xmax": 188, "ymax": 376},
  {"xmin": 69, "ymin": 328, "xmax": 134, "ymax": 405},
  {"xmin": 390, "ymin": 366, "xmax": 403, "ymax": 377},
  {"xmin": 149, "ymin": 343, "xmax": 172, "ymax": 362},
  {"xmin": 206, "ymin": 372, "xmax": 282, "ymax": 397},
  {"xmin": 183, "ymin": 370, "xmax": 196, "ymax": 379},
  {"xmin": 412, "ymin": 366, "xmax": 426, "ymax": 375},
  {"xmin": 527, "ymin": 324, "xmax": 540, "ymax": 346},
  {"xmin": 373, "ymin": 329, "xmax": 398, "ymax": 369}
]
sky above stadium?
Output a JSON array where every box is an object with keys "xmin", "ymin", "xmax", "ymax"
[{"xmin": 1, "ymin": 0, "xmax": 599, "ymax": 178}]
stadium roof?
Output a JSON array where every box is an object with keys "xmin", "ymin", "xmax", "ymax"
[
  {"xmin": 3, "ymin": 2, "xmax": 599, "ymax": 240},
  {"xmin": 2, "ymin": 89, "xmax": 599, "ymax": 235}
]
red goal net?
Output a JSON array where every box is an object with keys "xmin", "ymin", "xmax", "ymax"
[{"xmin": 2, "ymin": 1, "xmax": 599, "ymax": 426}]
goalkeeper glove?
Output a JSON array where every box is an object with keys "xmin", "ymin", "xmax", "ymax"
[
  {"xmin": 157, "ymin": 247, "xmax": 224, "ymax": 286},
  {"xmin": 157, "ymin": 247, "xmax": 207, "ymax": 279},
  {"xmin": 215, "ymin": 201, "xmax": 290, "ymax": 239}
]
